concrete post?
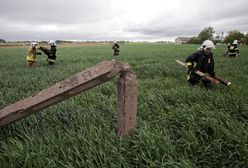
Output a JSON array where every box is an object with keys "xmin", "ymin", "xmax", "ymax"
[{"xmin": 117, "ymin": 64, "xmax": 137, "ymax": 137}]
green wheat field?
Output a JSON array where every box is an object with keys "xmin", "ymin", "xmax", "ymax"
[{"xmin": 0, "ymin": 43, "xmax": 248, "ymax": 167}]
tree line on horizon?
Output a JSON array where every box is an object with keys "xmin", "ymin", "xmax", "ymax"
[{"xmin": 189, "ymin": 27, "xmax": 248, "ymax": 45}]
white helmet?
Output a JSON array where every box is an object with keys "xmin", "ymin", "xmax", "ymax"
[
  {"xmin": 31, "ymin": 42, "xmax": 37, "ymax": 47},
  {"xmin": 49, "ymin": 40, "xmax": 56, "ymax": 46},
  {"xmin": 233, "ymin": 40, "xmax": 238, "ymax": 45},
  {"xmin": 113, "ymin": 40, "xmax": 117, "ymax": 44},
  {"xmin": 200, "ymin": 40, "xmax": 215, "ymax": 50}
]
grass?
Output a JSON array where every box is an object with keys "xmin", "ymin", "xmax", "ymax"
[{"xmin": 0, "ymin": 43, "xmax": 248, "ymax": 167}]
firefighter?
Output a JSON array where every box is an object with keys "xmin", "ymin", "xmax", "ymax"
[
  {"xmin": 26, "ymin": 42, "xmax": 42, "ymax": 67},
  {"xmin": 185, "ymin": 40, "xmax": 216, "ymax": 90},
  {"xmin": 39, "ymin": 40, "xmax": 57, "ymax": 65},
  {"xmin": 224, "ymin": 40, "xmax": 239, "ymax": 57},
  {"xmin": 112, "ymin": 41, "xmax": 120, "ymax": 59}
]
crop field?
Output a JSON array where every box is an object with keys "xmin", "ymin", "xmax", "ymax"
[{"xmin": 0, "ymin": 43, "xmax": 248, "ymax": 167}]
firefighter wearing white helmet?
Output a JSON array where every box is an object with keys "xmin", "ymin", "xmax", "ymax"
[
  {"xmin": 31, "ymin": 42, "xmax": 38, "ymax": 47},
  {"xmin": 49, "ymin": 40, "xmax": 56, "ymax": 46},
  {"xmin": 112, "ymin": 40, "xmax": 120, "ymax": 60},
  {"xmin": 185, "ymin": 40, "xmax": 216, "ymax": 90},
  {"xmin": 199, "ymin": 40, "xmax": 216, "ymax": 50},
  {"xmin": 26, "ymin": 41, "xmax": 42, "ymax": 67},
  {"xmin": 233, "ymin": 40, "xmax": 238, "ymax": 45},
  {"xmin": 39, "ymin": 40, "xmax": 57, "ymax": 65},
  {"xmin": 224, "ymin": 39, "xmax": 239, "ymax": 57}
]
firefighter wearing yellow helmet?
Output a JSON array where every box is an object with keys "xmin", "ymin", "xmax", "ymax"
[
  {"xmin": 26, "ymin": 42, "xmax": 42, "ymax": 67},
  {"xmin": 185, "ymin": 40, "xmax": 216, "ymax": 90}
]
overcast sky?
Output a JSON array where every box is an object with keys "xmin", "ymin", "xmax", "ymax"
[{"xmin": 0, "ymin": 0, "xmax": 248, "ymax": 41}]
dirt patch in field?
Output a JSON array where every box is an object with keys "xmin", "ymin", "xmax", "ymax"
[
  {"xmin": 0, "ymin": 42, "xmax": 110, "ymax": 48},
  {"xmin": 0, "ymin": 44, "xmax": 29, "ymax": 48}
]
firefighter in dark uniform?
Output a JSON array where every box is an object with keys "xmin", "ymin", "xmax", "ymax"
[
  {"xmin": 26, "ymin": 42, "xmax": 42, "ymax": 67},
  {"xmin": 225, "ymin": 40, "xmax": 239, "ymax": 57},
  {"xmin": 185, "ymin": 40, "xmax": 216, "ymax": 90},
  {"xmin": 39, "ymin": 40, "xmax": 57, "ymax": 65},
  {"xmin": 112, "ymin": 41, "xmax": 120, "ymax": 60}
]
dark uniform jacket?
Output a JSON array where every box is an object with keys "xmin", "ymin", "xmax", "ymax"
[
  {"xmin": 228, "ymin": 44, "xmax": 239, "ymax": 57},
  {"xmin": 50, "ymin": 45, "xmax": 57, "ymax": 60},
  {"xmin": 112, "ymin": 43, "xmax": 120, "ymax": 55},
  {"xmin": 40, "ymin": 45, "xmax": 57, "ymax": 62},
  {"xmin": 186, "ymin": 50, "xmax": 215, "ymax": 77}
]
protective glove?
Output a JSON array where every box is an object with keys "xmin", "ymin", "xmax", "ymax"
[{"xmin": 188, "ymin": 65, "xmax": 196, "ymax": 73}]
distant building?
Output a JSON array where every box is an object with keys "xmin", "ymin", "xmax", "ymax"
[{"xmin": 175, "ymin": 37, "xmax": 192, "ymax": 44}]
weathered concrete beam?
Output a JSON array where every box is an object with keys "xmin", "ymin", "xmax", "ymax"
[
  {"xmin": 0, "ymin": 61, "xmax": 122, "ymax": 127},
  {"xmin": 117, "ymin": 64, "xmax": 137, "ymax": 137}
]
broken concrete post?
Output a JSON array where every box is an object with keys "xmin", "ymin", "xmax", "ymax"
[
  {"xmin": 0, "ymin": 61, "xmax": 122, "ymax": 127},
  {"xmin": 117, "ymin": 63, "xmax": 138, "ymax": 137},
  {"xmin": 0, "ymin": 60, "xmax": 138, "ymax": 138}
]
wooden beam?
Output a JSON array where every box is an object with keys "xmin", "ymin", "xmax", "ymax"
[{"xmin": 176, "ymin": 60, "xmax": 220, "ymax": 84}]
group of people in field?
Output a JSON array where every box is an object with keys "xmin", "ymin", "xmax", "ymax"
[
  {"xmin": 185, "ymin": 39, "xmax": 239, "ymax": 91},
  {"xmin": 26, "ymin": 40, "xmax": 57, "ymax": 67},
  {"xmin": 26, "ymin": 40, "xmax": 120, "ymax": 67},
  {"xmin": 26, "ymin": 38, "xmax": 239, "ymax": 91}
]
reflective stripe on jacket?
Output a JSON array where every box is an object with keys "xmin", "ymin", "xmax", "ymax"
[
  {"xmin": 185, "ymin": 50, "xmax": 215, "ymax": 77},
  {"xmin": 26, "ymin": 47, "xmax": 37, "ymax": 61},
  {"xmin": 228, "ymin": 44, "xmax": 239, "ymax": 54}
]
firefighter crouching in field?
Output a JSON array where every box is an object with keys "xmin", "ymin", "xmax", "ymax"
[
  {"xmin": 39, "ymin": 40, "xmax": 57, "ymax": 65},
  {"xmin": 26, "ymin": 42, "xmax": 42, "ymax": 67},
  {"xmin": 185, "ymin": 40, "xmax": 216, "ymax": 91},
  {"xmin": 112, "ymin": 41, "xmax": 120, "ymax": 60},
  {"xmin": 223, "ymin": 39, "xmax": 239, "ymax": 57}
]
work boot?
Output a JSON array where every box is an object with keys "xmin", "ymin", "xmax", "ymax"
[{"xmin": 205, "ymin": 83, "xmax": 213, "ymax": 91}]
